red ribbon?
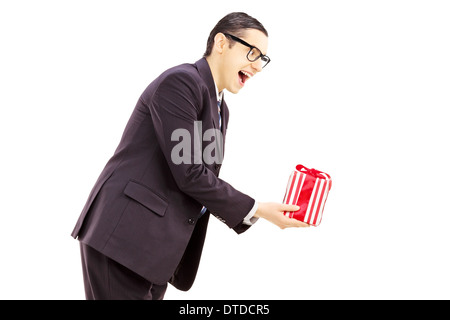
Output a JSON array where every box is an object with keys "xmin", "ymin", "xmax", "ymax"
[{"xmin": 295, "ymin": 164, "xmax": 330, "ymax": 180}]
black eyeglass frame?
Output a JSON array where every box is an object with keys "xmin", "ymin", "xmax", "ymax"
[{"xmin": 223, "ymin": 33, "xmax": 271, "ymax": 68}]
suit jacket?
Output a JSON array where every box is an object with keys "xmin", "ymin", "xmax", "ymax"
[{"xmin": 71, "ymin": 58, "xmax": 255, "ymax": 291}]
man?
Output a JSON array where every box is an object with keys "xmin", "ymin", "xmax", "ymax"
[{"xmin": 71, "ymin": 12, "xmax": 308, "ymax": 300}]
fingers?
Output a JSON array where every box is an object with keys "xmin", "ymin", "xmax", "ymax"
[
  {"xmin": 280, "ymin": 204, "xmax": 300, "ymax": 212},
  {"xmin": 275, "ymin": 212, "xmax": 310, "ymax": 229},
  {"xmin": 277, "ymin": 204, "xmax": 310, "ymax": 228},
  {"xmin": 279, "ymin": 215, "xmax": 310, "ymax": 229},
  {"xmin": 256, "ymin": 202, "xmax": 310, "ymax": 229}
]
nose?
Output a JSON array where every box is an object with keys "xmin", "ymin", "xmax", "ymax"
[{"xmin": 251, "ymin": 58, "xmax": 263, "ymax": 73}]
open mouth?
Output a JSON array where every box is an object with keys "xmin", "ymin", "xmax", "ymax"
[{"xmin": 238, "ymin": 70, "xmax": 252, "ymax": 86}]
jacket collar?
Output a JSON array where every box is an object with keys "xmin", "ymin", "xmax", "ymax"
[
  {"xmin": 194, "ymin": 58, "xmax": 228, "ymax": 137},
  {"xmin": 195, "ymin": 57, "xmax": 217, "ymax": 102}
]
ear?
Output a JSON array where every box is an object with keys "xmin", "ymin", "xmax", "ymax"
[{"xmin": 213, "ymin": 32, "xmax": 227, "ymax": 54}]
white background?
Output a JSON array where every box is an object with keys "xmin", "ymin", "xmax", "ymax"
[{"xmin": 1, "ymin": 0, "xmax": 449, "ymax": 300}]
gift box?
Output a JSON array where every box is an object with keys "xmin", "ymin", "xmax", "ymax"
[{"xmin": 282, "ymin": 164, "xmax": 332, "ymax": 226}]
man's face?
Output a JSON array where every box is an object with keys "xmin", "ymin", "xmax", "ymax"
[{"xmin": 219, "ymin": 29, "xmax": 269, "ymax": 94}]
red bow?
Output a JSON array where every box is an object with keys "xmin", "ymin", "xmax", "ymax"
[{"xmin": 296, "ymin": 164, "xmax": 330, "ymax": 180}]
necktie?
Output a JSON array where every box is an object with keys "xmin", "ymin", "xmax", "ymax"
[
  {"xmin": 217, "ymin": 98, "xmax": 222, "ymax": 130},
  {"xmin": 199, "ymin": 98, "xmax": 222, "ymax": 217}
]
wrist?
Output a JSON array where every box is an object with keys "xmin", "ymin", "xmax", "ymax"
[{"xmin": 254, "ymin": 202, "xmax": 266, "ymax": 219}]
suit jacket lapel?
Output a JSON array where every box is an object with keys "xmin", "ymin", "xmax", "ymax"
[
  {"xmin": 195, "ymin": 57, "xmax": 228, "ymax": 157},
  {"xmin": 212, "ymin": 97, "xmax": 220, "ymax": 131},
  {"xmin": 195, "ymin": 58, "xmax": 220, "ymax": 130},
  {"xmin": 221, "ymin": 99, "xmax": 228, "ymax": 140}
]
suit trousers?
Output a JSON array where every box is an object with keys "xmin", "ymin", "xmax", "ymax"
[{"xmin": 79, "ymin": 242, "xmax": 167, "ymax": 300}]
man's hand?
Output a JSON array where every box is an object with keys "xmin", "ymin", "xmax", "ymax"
[{"xmin": 254, "ymin": 202, "xmax": 310, "ymax": 229}]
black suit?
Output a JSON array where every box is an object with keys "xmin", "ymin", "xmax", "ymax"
[{"xmin": 72, "ymin": 58, "xmax": 255, "ymax": 294}]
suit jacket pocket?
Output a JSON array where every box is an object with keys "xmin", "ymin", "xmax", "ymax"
[{"xmin": 123, "ymin": 180, "xmax": 168, "ymax": 217}]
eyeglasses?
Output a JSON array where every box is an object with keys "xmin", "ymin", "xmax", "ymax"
[{"xmin": 223, "ymin": 33, "xmax": 271, "ymax": 68}]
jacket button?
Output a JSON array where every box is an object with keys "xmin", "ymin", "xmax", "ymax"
[{"xmin": 188, "ymin": 218, "xmax": 195, "ymax": 225}]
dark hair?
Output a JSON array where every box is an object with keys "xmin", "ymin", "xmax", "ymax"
[{"xmin": 203, "ymin": 12, "xmax": 268, "ymax": 57}]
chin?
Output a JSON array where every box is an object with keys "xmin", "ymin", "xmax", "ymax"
[{"xmin": 227, "ymin": 86, "xmax": 242, "ymax": 94}]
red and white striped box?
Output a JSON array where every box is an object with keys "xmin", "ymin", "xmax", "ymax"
[{"xmin": 282, "ymin": 164, "xmax": 332, "ymax": 226}]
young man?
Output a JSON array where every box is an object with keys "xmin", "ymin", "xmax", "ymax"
[{"xmin": 71, "ymin": 12, "xmax": 308, "ymax": 300}]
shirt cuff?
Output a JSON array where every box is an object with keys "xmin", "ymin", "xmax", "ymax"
[{"xmin": 242, "ymin": 201, "xmax": 259, "ymax": 226}]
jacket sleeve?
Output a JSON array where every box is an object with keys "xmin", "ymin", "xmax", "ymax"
[{"xmin": 147, "ymin": 71, "xmax": 255, "ymax": 230}]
